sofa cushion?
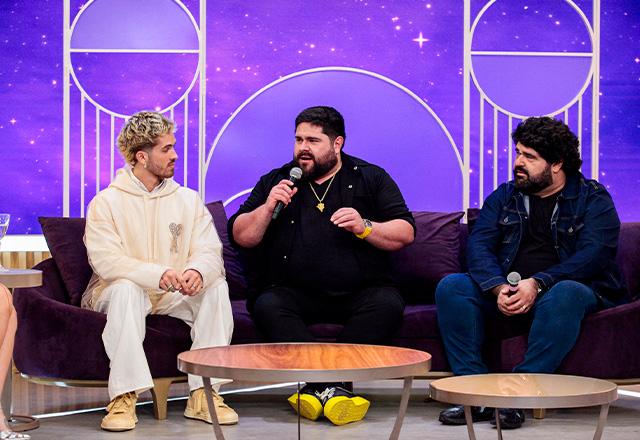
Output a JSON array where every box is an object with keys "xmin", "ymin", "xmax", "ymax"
[
  {"xmin": 390, "ymin": 211, "xmax": 464, "ymax": 303},
  {"xmin": 206, "ymin": 201, "xmax": 249, "ymax": 300},
  {"xmin": 38, "ymin": 217, "xmax": 91, "ymax": 306},
  {"xmin": 617, "ymin": 223, "xmax": 640, "ymax": 300}
]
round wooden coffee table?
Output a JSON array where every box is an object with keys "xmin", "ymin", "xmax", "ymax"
[
  {"xmin": 178, "ymin": 343, "xmax": 431, "ymax": 439},
  {"xmin": 429, "ymin": 373, "xmax": 618, "ymax": 440}
]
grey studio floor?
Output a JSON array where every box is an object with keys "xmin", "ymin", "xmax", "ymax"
[{"xmin": 29, "ymin": 381, "xmax": 640, "ymax": 440}]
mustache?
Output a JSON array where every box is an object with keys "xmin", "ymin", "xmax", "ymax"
[
  {"xmin": 514, "ymin": 166, "xmax": 528, "ymax": 176},
  {"xmin": 296, "ymin": 152, "xmax": 315, "ymax": 160}
]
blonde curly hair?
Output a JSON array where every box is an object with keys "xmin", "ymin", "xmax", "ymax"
[{"xmin": 117, "ymin": 111, "xmax": 175, "ymax": 165}]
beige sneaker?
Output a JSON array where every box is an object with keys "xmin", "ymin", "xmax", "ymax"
[
  {"xmin": 101, "ymin": 392, "xmax": 138, "ymax": 431},
  {"xmin": 184, "ymin": 388, "xmax": 238, "ymax": 425}
]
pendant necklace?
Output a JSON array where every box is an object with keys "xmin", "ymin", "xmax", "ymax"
[{"xmin": 308, "ymin": 172, "xmax": 338, "ymax": 213}]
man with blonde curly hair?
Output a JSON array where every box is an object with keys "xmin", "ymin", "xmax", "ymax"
[{"xmin": 82, "ymin": 111, "xmax": 237, "ymax": 431}]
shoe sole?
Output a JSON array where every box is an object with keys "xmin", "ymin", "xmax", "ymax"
[
  {"xmin": 184, "ymin": 409, "xmax": 238, "ymax": 425},
  {"xmin": 323, "ymin": 396, "xmax": 370, "ymax": 426},
  {"xmin": 100, "ymin": 414, "xmax": 137, "ymax": 431},
  {"xmin": 287, "ymin": 393, "xmax": 323, "ymax": 421},
  {"xmin": 100, "ymin": 424, "xmax": 135, "ymax": 432}
]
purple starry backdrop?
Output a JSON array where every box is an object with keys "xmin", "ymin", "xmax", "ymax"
[{"xmin": 1, "ymin": 0, "xmax": 639, "ymax": 234}]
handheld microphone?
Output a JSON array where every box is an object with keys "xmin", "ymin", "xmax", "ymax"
[
  {"xmin": 271, "ymin": 167, "xmax": 303, "ymax": 220},
  {"xmin": 506, "ymin": 271, "xmax": 521, "ymax": 294}
]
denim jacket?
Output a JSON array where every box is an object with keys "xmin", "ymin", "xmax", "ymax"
[{"xmin": 467, "ymin": 173, "xmax": 627, "ymax": 303}]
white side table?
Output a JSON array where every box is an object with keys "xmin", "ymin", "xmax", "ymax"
[{"xmin": 0, "ymin": 269, "xmax": 42, "ymax": 432}]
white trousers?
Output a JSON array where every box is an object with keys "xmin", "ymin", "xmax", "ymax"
[{"xmin": 93, "ymin": 278, "xmax": 234, "ymax": 400}]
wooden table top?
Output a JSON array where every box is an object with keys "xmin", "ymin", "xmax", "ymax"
[
  {"xmin": 178, "ymin": 343, "xmax": 431, "ymax": 383},
  {"xmin": 430, "ymin": 373, "xmax": 618, "ymax": 409},
  {"xmin": 0, "ymin": 268, "xmax": 42, "ymax": 288}
]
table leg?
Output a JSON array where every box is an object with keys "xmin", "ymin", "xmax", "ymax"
[
  {"xmin": 494, "ymin": 408, "xmax": 503, "ymax": 440},
  {"xmin": 592, "ymin": 403, "xmax": 610, "ymax": 440},
  {"xmin": 202, "ymin": 377, "xmax": 225, "ymax": 440},
  {"xmin": 1, "ymin": 362, "xmax": 38, "ymax": 432},
  {"xmin": 297, "ymin": 382, "xmax": 301, "ymax": 440},
  {"xmin": 389, "ymin": 376, "xmax": 412, "ymax": 440},
  {"xmin": 463, "ymin": 406, "xmax": 477, "ymax": 440}
]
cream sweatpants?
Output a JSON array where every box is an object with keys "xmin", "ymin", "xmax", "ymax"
[{"xmin": 93, "ymin": 278, "xmax": 234, "ymax": 400}]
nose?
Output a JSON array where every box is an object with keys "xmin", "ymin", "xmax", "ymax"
[{"xmin": 514, "ymin": 155, "xmax": 524, "ymax": 168}]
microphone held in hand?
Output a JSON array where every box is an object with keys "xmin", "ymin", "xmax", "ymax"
[
  {"xmin": 271, "ymin": 167, "xmax": 303, "ymax": 220},
  {"xmin": 506, "ymin": 271, "xmax": 521, "ymax": 294}
]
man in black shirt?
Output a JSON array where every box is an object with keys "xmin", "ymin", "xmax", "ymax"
[
  {"xmin": 228, "ymin": 106, "xmax": 415, "ymax": 426},
  {"xmin": 436, "ymin": 117, "xmax": 627, "ymax": 429}
]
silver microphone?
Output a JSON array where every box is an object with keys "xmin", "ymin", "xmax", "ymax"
[
  {"xmin": 506, "ymin": 271, "xmax": 521, "ymax": 294},
  {"xmin": 271, "ymin": 167, "xmax": 303, "ymax": 220}
]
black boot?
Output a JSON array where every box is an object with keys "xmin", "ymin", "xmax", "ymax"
[
  {"xmin": 490, "ymin": 408, "xmax": 525, "ymax": 429},
  {"xmin": 438, "ymin": 405, "xmax": 493, "ymax": 425}
]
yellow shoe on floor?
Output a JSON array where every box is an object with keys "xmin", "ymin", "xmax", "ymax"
[
  {"xmin": 101, "ymin": 392, "xmax": 138, "ymax": 431},
  {"xmin": 184, "ymin": 388, "xmax": 239, "ymax": 425},
  {"xmin": 323, "ymin": 395, "xmax": 370, "ymax": 426},
  {"xmin": 287, "ymin": 391, "xmax": 323, "ymax": 421}
]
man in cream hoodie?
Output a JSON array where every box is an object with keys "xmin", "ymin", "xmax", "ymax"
[{"xmin": 82, "ymin": 111, "xmax": 236, "ymax": 431}]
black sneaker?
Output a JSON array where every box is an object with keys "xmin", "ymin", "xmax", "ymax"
[
  {"xmin": 438, "ymin": 405, "xmax": 494, "ymax": 425},
  {"xmin": 490, "ymin": 408, "xmax": 525, "ymax": 429}
]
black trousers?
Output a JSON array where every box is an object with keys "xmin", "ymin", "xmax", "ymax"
[{"xmin": 250, "ymin": 284, "xmax": 405, "ymax": 344}]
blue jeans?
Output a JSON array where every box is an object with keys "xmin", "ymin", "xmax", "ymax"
[{"xmin": 435, "ymin": 273, "xmax": 607, "ymax": 375}]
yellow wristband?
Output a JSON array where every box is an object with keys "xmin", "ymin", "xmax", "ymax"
[{"xmin": 355, "ymin": 219, "xmax": 373, "ymax": 239}]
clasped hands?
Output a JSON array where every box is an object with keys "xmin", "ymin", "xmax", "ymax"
[
  {"xmin": 492, "ymin": 278, "xmax": 539, "ymax": 316},
  {"xmin": 159, "ymin": 268, "xmax": 203, "ymax": 296}
]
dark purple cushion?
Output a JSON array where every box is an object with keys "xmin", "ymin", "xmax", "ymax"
[
  {"xmin": 38, "ymin": 217, "xmax": 92, "ymax": 306},
  {"xmin": 390, "ymin": 211, "xmax": 464, "ymax": 303},
  {"xmin": 617, "ymin": 223, "xmax": 640, "ymax": 300},
  {"xmin": 206, "ymin": 201, "xmax": 249, "ymax": 300}
]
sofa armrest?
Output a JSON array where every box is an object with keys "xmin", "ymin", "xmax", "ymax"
[{"xmin": 13, "ymin": 279, "xmax": 110, "ymax": 379}]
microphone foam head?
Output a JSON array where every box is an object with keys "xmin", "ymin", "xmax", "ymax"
[
  {"xmin": 290, "ymin": 167, "xmax": 303, "ymax": 180},
  {"xmin": 507, "ymin": 271, "xmax": 521, "ymax": 286}
]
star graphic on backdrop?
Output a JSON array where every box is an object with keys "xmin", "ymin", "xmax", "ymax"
[{"xmin": 412, "ymin": 31, "xmax": 429, "ymax": 48}]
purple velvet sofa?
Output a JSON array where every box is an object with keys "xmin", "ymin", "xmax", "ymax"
[{"xmin": 12, "ymin": 203, "xmax": 640, "ymax": 417}]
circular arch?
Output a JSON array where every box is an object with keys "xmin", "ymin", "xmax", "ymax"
[
  {"xmin": 469, "ymin": 0, "xmax": 595, "ymax": 118},
  {"xmin": 68, "ymin": 0, "xmax": 201, "ymax": 118}
]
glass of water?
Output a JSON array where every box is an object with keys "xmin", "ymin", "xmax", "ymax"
[{"xmin": 0, "ymin": 213, "xmax": 9, "ymax": 271}]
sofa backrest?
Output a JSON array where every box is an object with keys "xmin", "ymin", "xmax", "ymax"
[
  {"xmin": 617, "ymin": 223, "xmax": 640, "ymax": 300},
  {"xmin": 36, "ymin": 206, "xmax": 640, "ymax": 306}
]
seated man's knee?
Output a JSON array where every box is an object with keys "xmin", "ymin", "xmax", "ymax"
[
  {"xmin": 252, "ymin": 290, "xmax": 292, "ymax": 321},
  {"xmin": 101, "ymin": 279, "xmax": 146, "ymax": 304},
  {"xmin": 367, "ymin": 287, "xmax": 404, "ymax": 320},
  {"xmin": 541, "ymin": 280, "xmax": 596, "ymax": 313},
  {"xmin": 435, "ymin": 273, "xmax": 478, "ymax": 305}
]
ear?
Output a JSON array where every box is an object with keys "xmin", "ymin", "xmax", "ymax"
[
  {"xmin": 552, "ymin": 161, "xmax": 563, "ymax": 173},
  {"xmin": 135, "ymin": 150, "xmax": 147, "ymax": 164},
  {"xmin": 334, "ymin": 136, "xmax": 344, "ymax": 152}
]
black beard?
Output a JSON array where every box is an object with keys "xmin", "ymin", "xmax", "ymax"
[
  {"xmin": 296, "ymin": 153, "xmax": 338, "ymax": 181},
  {"xmin": 514, "ymin": 165, "xmax": 553, "ymax": 194}
]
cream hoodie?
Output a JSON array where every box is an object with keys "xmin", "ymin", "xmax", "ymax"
[{"xmin": 82, "ymin": 167, "xmax": 225, "ymax": 309}]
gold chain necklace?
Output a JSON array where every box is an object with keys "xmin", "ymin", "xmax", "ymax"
[{"xmin": 308, "ymin": 173, "xmax": 337, "ymax": 212}]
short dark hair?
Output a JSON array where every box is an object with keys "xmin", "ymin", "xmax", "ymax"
[
  {"xmin": 512, "ymin": 116, "xmax": 582, "ymax": 175},
  {"xmin": 295, "ymin": 106, "xmax": 346, "ymax": 146}
]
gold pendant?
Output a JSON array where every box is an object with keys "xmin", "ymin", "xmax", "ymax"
[{"xmin": 316, "ymin": 202, "xmax": 325, "ymax": 212}]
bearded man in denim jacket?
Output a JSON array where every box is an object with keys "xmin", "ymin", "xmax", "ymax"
[{"xmin": 436, "ymin": 116, "xmax": 628, "ymax": 429}]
